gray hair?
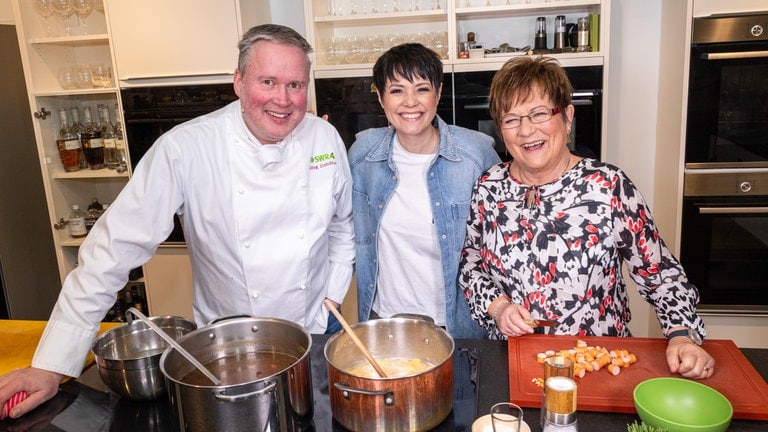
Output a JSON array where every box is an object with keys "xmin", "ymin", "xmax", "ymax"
[{"xmin": 237, "ymin": 24, "xmax": 313, "ymax": 74}]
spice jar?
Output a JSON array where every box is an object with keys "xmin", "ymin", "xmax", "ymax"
[{"xmin": 542, "ymin": 376, "xmax": 579, "ymax": 431}]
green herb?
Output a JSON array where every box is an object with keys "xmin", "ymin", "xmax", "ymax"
[{"xmin": 627, "ymin": 421, "xmax": 668, "ymax": 432}]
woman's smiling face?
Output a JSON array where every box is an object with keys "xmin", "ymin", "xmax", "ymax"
[
  {"xmin": 378, "ymin": 73, "xmax": 441, "ymax": 138},
  {"xmin": 500, "ymin": 83, "xmax": 573, "ymax": 172}
]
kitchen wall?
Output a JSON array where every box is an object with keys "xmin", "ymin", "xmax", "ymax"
[{"xmin": 0, "ymin": 0, "xmax": 12, "ymax": 24}]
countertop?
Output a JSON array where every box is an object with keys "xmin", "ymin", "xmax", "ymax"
[{"xmin": 1, "ymin": 335, "xmax": 766, "ymax": 432}]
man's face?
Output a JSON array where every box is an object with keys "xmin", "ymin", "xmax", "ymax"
[{"xmin": 234, "ymin": 40, "xmax": 309, "ymax": 144}]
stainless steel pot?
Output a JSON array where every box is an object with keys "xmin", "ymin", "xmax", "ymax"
[
  {"xmin": 91, "ymin": 315, "xmax": 197, "ymax": 401},
  {"xmin": 324, "ymin": 317, "xmax": 455, "ymax": 431},
  {"xmin": 159, "ymin": 316, "xmax": 313, "ymax": 432}
]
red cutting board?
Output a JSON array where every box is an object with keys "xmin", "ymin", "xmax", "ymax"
[{"xmin": 507, "ymin": 335, "xmax": 768, "ymax": 420}]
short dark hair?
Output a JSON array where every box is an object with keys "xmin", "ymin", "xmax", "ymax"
[
  {"xmin": 372, "ymin": 43, "xmax": 443, "ymax": 96},
  {"xmin": 237, "ymin": 24, "xmax": 313, "ymax": 74},
  {"xmin": 488, "ymin": 56, "xmax": 573, "ymax": 128}
]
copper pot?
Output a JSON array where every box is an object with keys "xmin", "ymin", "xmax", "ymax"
[{"xmin": 324, "ymin": 317, "xmax": 454, "ymax": 431}]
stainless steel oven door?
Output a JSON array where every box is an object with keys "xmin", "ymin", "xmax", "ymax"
[
  {"xmin": 680, "ymin": 170, "xmax": 768, "ymax": 314},
  {"xmin": 685, "ymin": 14, "xmax": 768, "ymax": 169}
]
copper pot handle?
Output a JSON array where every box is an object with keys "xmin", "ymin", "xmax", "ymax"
[
  {"xmin": 333, "ymin": 382, "xmax": 395, "ymax": 406},
  {"xmin": 213, "ymin": 380, "xmax": 277, "ymax": 402}
]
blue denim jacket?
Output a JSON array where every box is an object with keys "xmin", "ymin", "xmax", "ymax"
[{"xmin": 349, "ymin": 116, "xmax": 501, "ymax": 338}]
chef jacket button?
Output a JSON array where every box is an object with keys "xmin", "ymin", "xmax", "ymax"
[
  {"xmin": 252, "ymin": 292, "xmax": 260, "ymax": 298},
  {"xmin": 298, "ymin": 233, "xmax": 304, "ymax": 239},
  {"xmin": 244, "ymin": 242, "xmax": 251, "ymax": 248},
  {"xmin": 300, "ymin": 183, "xmax": 307, "ymax": 189},
  {"xmin": 238, "ymin": 189, "xmax": 245, "ymax": 195},
  {"xmin": 299, "ymin": 283, "xmax": 306, "ymax": 290}
]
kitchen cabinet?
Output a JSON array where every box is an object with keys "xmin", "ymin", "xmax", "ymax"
[
  {"xmin": 104, "ymin": 0, "xmax": 267, "ymax": 86},
  {"xmin": 304, "ymin": 0, "xmax": 610, "ymax": 78},
  {"xmin": 11, "ymin": 0, "xmax": 130, "ymax": 283}
]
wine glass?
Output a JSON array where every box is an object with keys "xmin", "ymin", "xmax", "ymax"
[
  {"xmin": 72, "ymin": 0, "xmax": 93, "ymax": 35},
  {"xmin": 51, "ymin": 0, "xmax": 74, "ymax": 36},
  {"xmin": 33, "ymin": 0, "xmax": 55, "ymax": 36}
]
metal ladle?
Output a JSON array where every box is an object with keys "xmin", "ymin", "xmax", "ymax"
[{"xmin": 125, "ymin": 307, "xmax": 222, "ymax": 386}]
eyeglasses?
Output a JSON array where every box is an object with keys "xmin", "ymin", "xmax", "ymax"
[{"xmin": 500, "ymin": 107, "xmax": 560, "ymax": 129}]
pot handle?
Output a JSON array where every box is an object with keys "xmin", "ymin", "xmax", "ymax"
[
  {"xmin": 391, "ymin": 313, "xmax": 435, "ymax": 325},
  {"xmin": 213, "ymin": 381, "xmax": 277, "ymax": 402},
  {"xmin": 206, "ymin": 314, "xmax": 256, "ymax": 326},
  {"xmin": 333, "ymin": 382, "xmax": 396, "ymax": 406}
]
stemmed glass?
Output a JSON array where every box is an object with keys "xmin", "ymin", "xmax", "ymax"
[
  {"xmin": 33, "ymin": 0, "xmax": 54, "ymax": 36},
  {"xmin": 51, "ymin": 0, "xmax": 74, "ymax": 36},
  {"xmin": 72, "ymin": 0, "xmax": 93, "ymax": 35}
]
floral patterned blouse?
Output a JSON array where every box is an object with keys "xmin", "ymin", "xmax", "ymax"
[{"xmin": 459, "ymin": 158, "xmax": 705, "ymax": 340}]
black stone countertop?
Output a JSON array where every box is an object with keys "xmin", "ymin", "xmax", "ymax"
[{"xmin": 2, "ymin": 335, "xmax": 766, "ymax": 431}]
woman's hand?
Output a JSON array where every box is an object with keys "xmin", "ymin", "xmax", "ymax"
[
  {"xmin": 665, "ymin": 338, "xmax": 715, "ymax": 380},
  {"xmin": 492, "ymin": 301, "xmax": 536, "ymax": 338},
  {"xmin": 0, "ymin": 367, "xmax": 63, "ymax": 420}
]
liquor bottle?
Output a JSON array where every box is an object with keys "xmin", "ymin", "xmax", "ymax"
[
  {"xmin": 113, "ymin": 104, "xmax": 128, "ymax": 170},
  {"xmin": 85, "ymin": 197, "xmax": 103, "ymax": 232},
  {"xmin": 68, "ymin": 205, "xmax": 87, "ymax": 238},
  {"xmin": 81, "ymin": 106, "xmax": 105, "ymax": 170},
  {"xmin": 55, "ymin": 108, "xmax": 81, "ymax": 172},
  {"xmin": 100, "ymin": 106, "xmax": 119, "ymax": 169},
  {"xmin": 70, "ymin": 106, "xmax": 88, "ymax": 169}
]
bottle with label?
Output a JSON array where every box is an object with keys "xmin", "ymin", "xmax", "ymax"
[
  {"xmin": 70, "ymin": 106, "xmax": 88, "ymax": 169},
  {"xmin": 56, "ymin": 108, "xmax": 81, "ymax": 172},
  {"xmin": 68, "ymin": 204, "xmax": 87, "ymax": 238},
  {"xmin": 113, "ymin": 104, "xmax": 127, "ymax": 170},
  {"xmin": 81, "ymin": 106, "xmax": 105, "ymax": 170},
  {"xmin": 535, "ymin": 17, "xmax": 548, "ymax": 50},
  {"xmin": 85, "ymin": 197, "xmax": 103, "ymax": 232},
  {"xmin": 100, "ymin": 105, "xmax": 119, "ymax": 169}
]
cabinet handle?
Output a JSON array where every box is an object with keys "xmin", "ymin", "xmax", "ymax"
[
  {"xmin": 33, "ymin": 108, "xmax": 51, "ymax": 120},
  {"xmin": 698, "ymin": 207, "xmax": 768, "ymax": 214},
  {"xmin": 703, "ymin": 50, "xmax": 768, "ymax": 60}
]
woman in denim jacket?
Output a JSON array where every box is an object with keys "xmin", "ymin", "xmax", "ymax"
[{"xmin": 348, "ymin": 43, "xmax": 500, "ymax": 338}]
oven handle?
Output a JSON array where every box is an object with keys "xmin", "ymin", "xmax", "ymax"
[
  {"xmin": 702, "ymin": 50, "xmax": 768, "ymax": 60},
  {"xmin": 698, "ymin": 207, "xmax": 768, "ymax": 214}
]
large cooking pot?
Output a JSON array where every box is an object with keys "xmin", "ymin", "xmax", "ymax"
[
  {"xmin": 324, "ymin": 317, "xmax": 455, "ymax": 431},
  {"xmin": 159, "ymin": 316, "xmax": 313, "ymax": 432}
]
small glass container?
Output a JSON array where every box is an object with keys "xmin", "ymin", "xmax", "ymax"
[
  {"xmin": 534, "ymin": 17, "xmax": 547, "ymax": 50},
  {"xmin": 542, "ymin": 376, "xmax": 579, "ymax": 431},
  {"xmin": 554, "ymin": 15, "xmax": 566, "ymax": 50}
]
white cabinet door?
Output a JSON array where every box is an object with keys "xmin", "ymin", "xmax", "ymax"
[{"xmin": 106, "ymin": 0, "xmax": 241, "ymax": 83}]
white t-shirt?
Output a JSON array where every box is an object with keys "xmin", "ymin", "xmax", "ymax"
[{"xmin": 373, "ymin": 136, "xmax": 446, "ymax": 325}]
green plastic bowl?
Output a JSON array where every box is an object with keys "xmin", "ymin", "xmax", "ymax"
[{"xmin": 633, "ymin": 377, "xmax": 733, "ymax": 432}]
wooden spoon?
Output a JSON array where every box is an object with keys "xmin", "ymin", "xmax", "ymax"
[{"xmin": 324, "ymin": 299, "xmax": 388, "ymax": 378}]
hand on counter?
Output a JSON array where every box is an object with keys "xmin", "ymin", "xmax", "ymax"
[
  {"xmin": 666, "ymin": 338, "xmax": 716, "ymax": 380},
  {"xmin": 0, "ymin": 367, "xmax": 63, "ymax": 420}
]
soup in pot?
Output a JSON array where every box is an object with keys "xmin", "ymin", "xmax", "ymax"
[
  {"xmin": 181, "ymin": 351, "xmax": 298, "ymax": 385},
  {"xmin": 345, "ymin": 357, "xmax": 435, "ymax": 378}
]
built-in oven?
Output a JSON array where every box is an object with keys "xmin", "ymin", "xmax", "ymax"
[
  {"xmin": 680, "ymin": 171, "xmax": 768, "ymax": 314},
  {"xmin": 680, "ymin": 14, "xmax": 768, "ymax": 313},
  {"xmin": 121, "ymin": 83, "xmax": 238, "ymax": 243},
  {"xmin": 452, "ymin": 66, "xmax": 603, "ymax": 161},
  {"xmin": 686, "ymin": 13, "xmax": 768, "ymax": 168}
]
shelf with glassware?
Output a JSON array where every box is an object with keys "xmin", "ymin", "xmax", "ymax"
[
  {"xmin": 305, "ymin": 0, "xmax": 607, "ymax": 73},
  {"xmin": 306, "ymin": 0, "xmax": 450, "ymax": 70}
]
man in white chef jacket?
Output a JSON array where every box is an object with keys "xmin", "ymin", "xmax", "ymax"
[{"xmin": 0, "ymin": 24, "xmax": 354, "ymax": 419}]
